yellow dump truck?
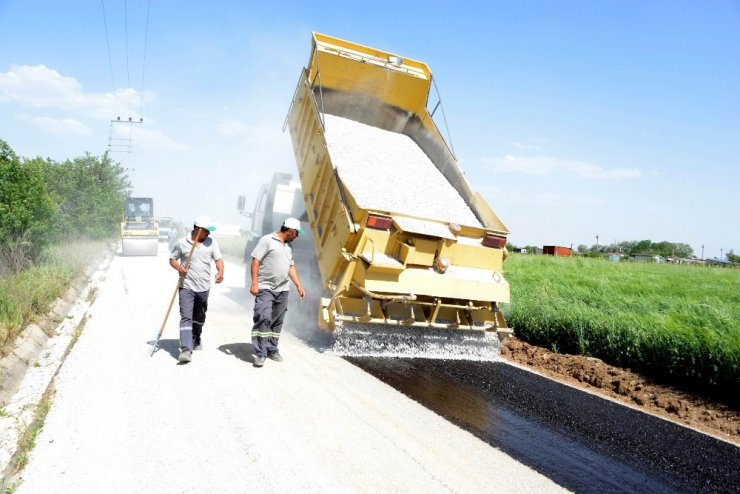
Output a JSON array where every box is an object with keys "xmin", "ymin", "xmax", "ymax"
[{"xmin": 286, "ymin": 33, "xmax": 511, "ymax": 341}]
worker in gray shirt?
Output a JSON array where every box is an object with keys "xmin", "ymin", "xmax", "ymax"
[
  {"xmin": 249, "ymin": 217, "xmax": 305, "ymax": 367},
  {"xmin": 169, "ymin": 215, "xmax": 224, "ymax": 363}
]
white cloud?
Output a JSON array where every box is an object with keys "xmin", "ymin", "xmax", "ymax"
[
  {"xmin": 15, "ymin": 114, "xmax": 93, "ymax": 136},
  {"xmin": 0, "ymin": 64, "xmax": 184, "ymax": 151},
  {"xmin": 0, "ymin": 64, "xmax": 152, "ymax": 120},
  {"xmin": 486, "ymin": 155, "xmax": 642, "ymax": 179},
  {"xmin": 111, "ymin": 124, "xmax": 186, "ymax": 151}
]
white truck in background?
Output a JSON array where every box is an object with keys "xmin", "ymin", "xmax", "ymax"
[
  {"xmin": 237, "ymin": 172, "xmax": 318, "ymax": 291},
  {"xmin": 156, "ymin": 216, "xmax": 177, "ymax": 245}
]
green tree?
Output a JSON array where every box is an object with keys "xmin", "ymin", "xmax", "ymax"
[
  {"xmin": 625, "ymin": 240, "xmax": 693, "ymax": 258},
  {"xmin": 0, "ymin": 139, "xmax": 56, "ymax": 264},
  {"xmin": 41, "ymin": 152, "xmax": 130, "ymax": 239},
  {"xmin": 671, "ymin": 243, "xmax": 693, "ymax": 258},
  {"xmin": 653, "ymin": 241, "xmax": 672, "ymax": 257},
  {"xmin": 629, "ymin": 239, "xmax": 653, "ymax": 255}
]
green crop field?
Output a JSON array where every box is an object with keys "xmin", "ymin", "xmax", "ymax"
[{"xmin": 503, "ymin": 254, "xmax": 740, "ymax": 401}]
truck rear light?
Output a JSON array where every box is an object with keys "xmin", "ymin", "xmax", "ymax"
[
  {"xmin": 482, "ymin": 235, "xmax": 507, "ymax": 248},
  {"xmin": 366, "ymin": 214, "xmax": 393, "ymax": 231}
]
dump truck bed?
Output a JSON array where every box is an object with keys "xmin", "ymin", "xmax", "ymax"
[
  {"xmin": 324, "ymin": 114, "xmax": 482, "ymax": 229},
  {"xmin": 286, "ymin": 33, "xmax": 511, "ymax": 340}
]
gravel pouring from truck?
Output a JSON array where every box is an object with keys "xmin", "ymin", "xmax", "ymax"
[{"xmin": 285, "ymin": 33, "xmax": 512, "ymax": 341}]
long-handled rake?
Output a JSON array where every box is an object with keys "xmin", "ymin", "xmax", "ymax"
[{"xmin": 149, "ymin": 231, "xmax": 200, "ymax": 356}]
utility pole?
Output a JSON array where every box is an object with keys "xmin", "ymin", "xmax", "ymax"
[
  {"xmin": 595, "ymin": 234, "xmax": 599, "ymax": 251},
  {"xmin": 108, "ymin": 116, "xmax": 144, "ymax": 154},
  {"xmin": 701, "ymin": 244, "xmax": 704, "ymax": 260}
]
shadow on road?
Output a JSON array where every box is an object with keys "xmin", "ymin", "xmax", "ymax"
[
  {"xmin": 218, "ymin": 342, "xmax": 256, "ymax": 364},
  {"xmin": 148, "ymin": 338, "xmax": 180, "ymax": 361}
]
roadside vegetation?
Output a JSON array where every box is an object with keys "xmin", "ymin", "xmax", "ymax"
[
  {"xmin": 1, "ymin": 138, "xmax": 126, "ymax": 352},
  {"xmin": 8, "ymin": 383, "xmax": 55, "ymax": 478},
  {"xmin": 504, "ymin": 254, "xmax": 740, "ymax": 404},
  {"xmin": 0, "ymin": 241, "xmax": 110, "ymax": 351}
]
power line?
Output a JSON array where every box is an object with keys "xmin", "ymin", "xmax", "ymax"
[
  {"xmin": 139, "ymin": 0, "xmax": 151, "ymax": 117},
  {"xmin": 102, "ymin": 1, "xmax": 151, "ymax": 157},
  {"xmin": 124, "ymin": 0, "xmax": 131, "ymax": 116},
  {"xmin": 100, "ymin": 0, "xmax": 118, "ymax": 111}
]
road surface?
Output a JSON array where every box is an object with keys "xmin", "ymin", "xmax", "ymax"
[{"xmin": 12, "ymin": 244, "xmax": 564, "ymax": 493}]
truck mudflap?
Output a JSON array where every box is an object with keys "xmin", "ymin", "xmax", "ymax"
[{"xmin": 121, "ymin": 237, "xmax": 158, "ymax": 256}]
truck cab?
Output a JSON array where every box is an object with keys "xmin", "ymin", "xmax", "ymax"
[
  {"xmin": 156, "ymin": 217, "xmax": 176, "ymax": 244},
  {"xmin": 239, "ymin": 172, "xmax": 317, "ymax": 290}
]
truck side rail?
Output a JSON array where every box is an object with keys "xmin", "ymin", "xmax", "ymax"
[{"xmin": 286, "ymin": 68, "xmax": 356, "ymax": 288}]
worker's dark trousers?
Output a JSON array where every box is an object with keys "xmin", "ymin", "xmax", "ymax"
[
  {"xmin": 252, "ymin": 289, "xmax": 289, "ymax": 357},
  {"xmin": 178, "ymin": 288, "xmax": 209, "ymax": 351}
]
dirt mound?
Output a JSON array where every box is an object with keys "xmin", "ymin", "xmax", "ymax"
[{"xmin": 500, "ymin": 338, "xmax": 739, "ymax": 445}]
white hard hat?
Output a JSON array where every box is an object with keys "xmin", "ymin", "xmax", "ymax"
[
  {"xmin": 282, "ymin": 217, "xmax": 303, "ymax": 234},
  {"xmin": 194, "ymin": 215, "xmax": 216, "ymax": 232}
]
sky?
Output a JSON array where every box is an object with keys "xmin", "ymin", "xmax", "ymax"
[{"xmin": 1, "ymin": 0, "xmax": 738, "ymax": 259}]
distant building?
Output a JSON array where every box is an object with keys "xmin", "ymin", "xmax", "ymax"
[
  {"xmin": 705, "ymin": 257, "xmax": 732, "ymax": 268},
  {"xmin": 543, "ymin": 246, "xmax": 572, "ymax": 257},
  {"xmin": 668, "ymin": 257, "xmax": 701, "ymax": 265},
  {"xmin": 608, "ymin": 254, "xmax": 621, "ymax": 262},
  {"xmin": 632, "ymin": 253, "xmax": 664, "ymax": 263}
]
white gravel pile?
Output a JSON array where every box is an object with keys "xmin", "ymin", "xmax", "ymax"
[{"xmin": 323, "ymin": 114, "xmax": 482, "ymax": 228}]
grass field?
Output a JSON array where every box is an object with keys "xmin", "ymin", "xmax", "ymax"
[{"xmin": 503, "ymin": 254, "xmax": 740, "ymax": 401}]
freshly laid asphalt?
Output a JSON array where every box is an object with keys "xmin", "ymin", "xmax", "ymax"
[{"xmin": 349, "ymin": 357, "xmax": 740, "ymax": 493}]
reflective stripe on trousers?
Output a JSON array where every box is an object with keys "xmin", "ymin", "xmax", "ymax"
[
  {"xmin": 252, "ymin": 289, "xmax": 288, "ymax": 357},
  {"xmin": 179, "ymin": 288, "xmax": 209, "ymax": 351}
]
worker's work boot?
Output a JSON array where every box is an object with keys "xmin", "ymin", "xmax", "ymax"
[
  {"xmin": 268, "ymin": 352, "xmax": 283, "ymax": 362},
  {"xmin": 178, "ymin": 349, "xmax": 192, "ymax": 363},
  {"xmin": 253, "ymin": 355, "xmax": 265, "ymax": 367},
  {"xmin": 193, "ymin": 337, "xmax": 202, "ymax": 351}
]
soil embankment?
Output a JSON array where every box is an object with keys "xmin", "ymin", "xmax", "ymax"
[{"xmin": 501, "ymin": 337, "xmax": 739, "ymax": 444}]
